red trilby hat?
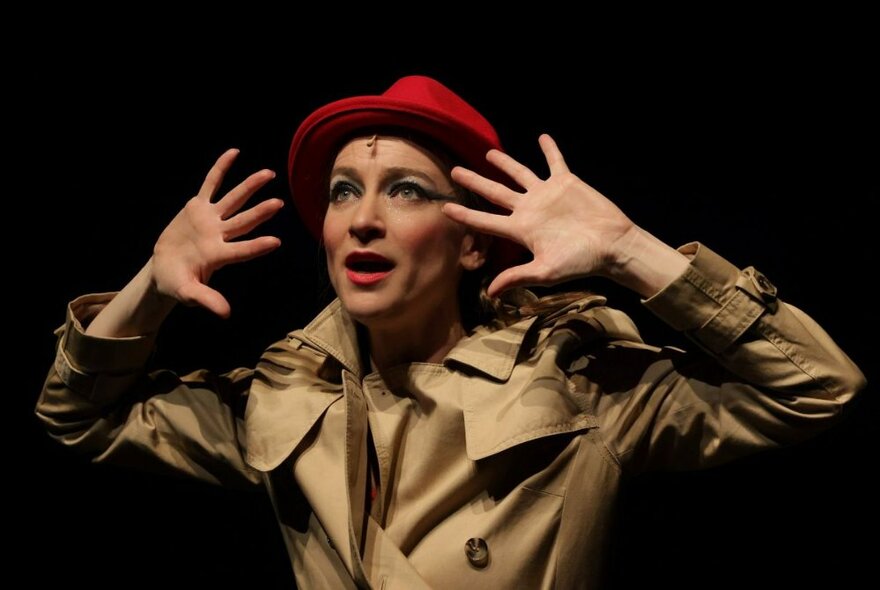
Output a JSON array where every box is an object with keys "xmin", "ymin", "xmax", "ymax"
[{"xmin": 287, "ymin": 75, "xmax": 527, "ymax": 272}]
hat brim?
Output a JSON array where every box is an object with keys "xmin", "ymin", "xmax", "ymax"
[{"xmin": 287, "ymin": 95, "xmax": 528, "ymax": 273}]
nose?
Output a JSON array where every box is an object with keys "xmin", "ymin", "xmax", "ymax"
[{"xmin": 349, "ymin": 191, "xmax": 386, "ymax": 243}]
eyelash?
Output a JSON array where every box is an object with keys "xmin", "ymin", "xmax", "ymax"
[
  {"xmin": 328, "ymin": 181, "xmax": 358, "ymax": 203},
  {"xmin": 390, "ymin": 181, "xmax": 429, "ymax": 200}
]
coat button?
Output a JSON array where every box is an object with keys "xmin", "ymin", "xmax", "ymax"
[
  {"xmin": 750, "ymin": 268, "xmax": 777, "ymax": 300},
  {"xmin": 756, "ymin": 272, "xmax": 774, "ymax": 295},
  {"xmin": 739, "ymin": 266, "xmax": 778, "ymax": 306},
  {"xmin": 465, "ymin": 537, "xmax": 489, "ymax": 568}
]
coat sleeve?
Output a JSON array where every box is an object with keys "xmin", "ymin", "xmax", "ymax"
[
  {"xmin": 35, "ymin": 293, "xmax": 263, "ymax": 490},
  {"xmin": 583, "ymin": 242, "xmax": 866, "ymax": 475}
]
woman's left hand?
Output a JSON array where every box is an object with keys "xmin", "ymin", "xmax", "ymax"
[{"xmin": 443, "ymin": 134, "xmax": 638, "ymax": 297}]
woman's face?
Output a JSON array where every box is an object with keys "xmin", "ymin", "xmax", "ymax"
[{"xmin": 323, "ymin": 136, "xmax": 486, "ymax": 331}]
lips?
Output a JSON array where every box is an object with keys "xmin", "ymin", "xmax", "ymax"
[{"xmin": 344, "ymin": 251, "xmax": 395, "ymax": 285}]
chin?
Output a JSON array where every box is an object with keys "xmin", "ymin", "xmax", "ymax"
[{"xmin": 339, "ymin": 291, "xmax": 401, "ymax": 327}]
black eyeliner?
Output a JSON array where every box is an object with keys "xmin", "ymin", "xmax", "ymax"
[
  {"xmin": 328, "ymin": 179, "xmax": 361, "ymax": 202},
  {"xmin": 388, "ymin": 179, "xmax": 457, "ymax": 202}
]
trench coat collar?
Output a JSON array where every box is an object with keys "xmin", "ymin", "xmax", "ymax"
[
  {"xmin": 303, "ymin": 294, "xmax": 623, "ymax": 382},
  {"xmin": 446, "ymin": 294, "xmax": 642, "ymax": 371},
  {"xmin": 302, "ymin": 298, "xmax": 541, "ymax": 382}
]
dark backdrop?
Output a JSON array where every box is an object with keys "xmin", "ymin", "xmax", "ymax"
[{"xmin": 14, "ymin": 43, "xmax": 876, "ymax": 588}]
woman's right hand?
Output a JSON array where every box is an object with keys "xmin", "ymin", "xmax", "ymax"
[{"xmin": 151, "ymin": 148, "xmax": 284, "ymax": 318}]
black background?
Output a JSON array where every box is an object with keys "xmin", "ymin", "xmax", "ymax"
[{"xmin": 14, "ymin": 35, "xmax": 877, "ymax": 589}]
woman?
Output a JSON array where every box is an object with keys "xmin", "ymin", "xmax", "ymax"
[{"xmin": 37, "ymin": 76, "xmax": 866, "ymax": 588}]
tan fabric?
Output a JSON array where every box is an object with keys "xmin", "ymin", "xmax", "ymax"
[{"xmin": 36, "ymin": 242, "xmax": 866, "ymax": 589}]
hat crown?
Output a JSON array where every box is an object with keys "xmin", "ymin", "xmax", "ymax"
[{"xmin": 381, "ymin": 76, "xmax": 499, "ymax": 145}]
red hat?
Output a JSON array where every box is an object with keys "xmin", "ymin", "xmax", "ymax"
[{"xmin": 287, "ymin": 75, "xmax": 527, "ymax": 273}]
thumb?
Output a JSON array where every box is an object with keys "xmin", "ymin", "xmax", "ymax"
[
  {"xmin": 177, "ymin": 282, "xmax": 232, "ymax": 319},
  {"xmin": 487, "ymin": 262, "xmax": 547, "ymax": 298}
]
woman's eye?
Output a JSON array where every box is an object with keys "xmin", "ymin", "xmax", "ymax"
[
  {"xmin": 329, "ymin": 182, "xmax": 358, "ymax": 203},
  {"xmin": 391, "ymin": 182, "xmax": 427, "ymax": 201}
]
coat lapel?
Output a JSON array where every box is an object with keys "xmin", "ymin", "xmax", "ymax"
[
  {"xmin": 245, "ymin": 335, "xmax": 344, "ymax": 471},
  {"xmin": 244, "ymin": 299, "xmax": 363, "ymax": 471},
  {"xmin": 450, "ymin": 296, "xmax": 643, "ymax": 461}
]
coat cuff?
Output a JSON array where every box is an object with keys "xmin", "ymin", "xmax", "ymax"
[
  {"xmin": 53, "ymin": 293, "xmax": 156, "ymax": 402},
  {"xmin": 642, "ymin": 242, "xmax": 778, "ymax": 354}
]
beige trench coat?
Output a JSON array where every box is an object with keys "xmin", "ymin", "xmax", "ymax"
[{"xmin": 36, "ymin": 243, "xmax": 866, "ymax": 588}]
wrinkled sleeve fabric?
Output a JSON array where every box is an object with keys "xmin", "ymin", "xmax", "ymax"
[
  {"xmin": 588, "ymin": 242, "xmax": 866, "ymax": 475},
  {"xmin": 35, "ymin": 293, "xmax": 262, "ymax": 489}
]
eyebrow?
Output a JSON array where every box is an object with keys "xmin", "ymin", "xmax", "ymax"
[{"xmin": 329, "ymin": 166, "xmax": 444, "ymax": 189}]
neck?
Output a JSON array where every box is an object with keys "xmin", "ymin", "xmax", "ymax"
[{"xmin": 365, "ymin": 303, "xmax": 466, "ymax": 372}]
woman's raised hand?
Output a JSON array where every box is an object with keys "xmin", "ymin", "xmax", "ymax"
[
  {"xmin": 443, "ymin": 135, "xmax": 637, "ymax": 297},
  {"xmin": 444, "ymin": 134, "xmax": 689, "ymax": 298},
  {"xmin": 151, "ymin": 149, "xmax": 284, "ymax": 318}
]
